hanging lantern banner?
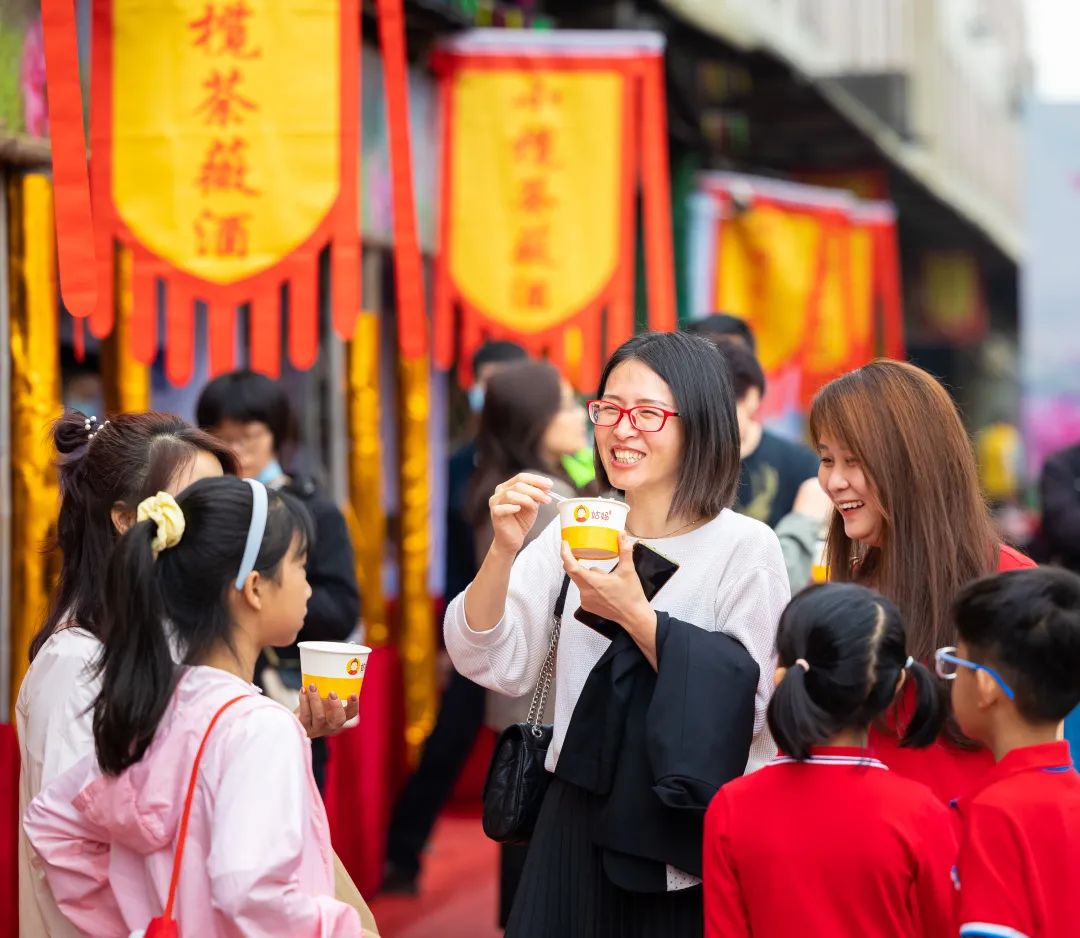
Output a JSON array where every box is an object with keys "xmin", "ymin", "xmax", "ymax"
[
  {"xmin": 433, "ymin": 30, "xmax": 676, "ymax": 392},
  {"xmin": 697, "ymin": 172, "xmax": 904, "ymax": 416},
  {"xmin": 84, "ymin": 0, "xmax": 361, "ymax": 385}
]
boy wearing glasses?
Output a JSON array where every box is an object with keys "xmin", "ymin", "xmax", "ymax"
[{"xmin": 941, "ymin": 567, "xmax": 1080, "ymax": 938}]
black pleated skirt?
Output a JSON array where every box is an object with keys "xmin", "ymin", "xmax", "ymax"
[{"xmin": 505, "ymin": 775, "xmax": 703, "ymax": 938}]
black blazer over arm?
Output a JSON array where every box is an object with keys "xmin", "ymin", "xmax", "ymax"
[{"xmin": 556, "ymin": 613, "xmax": 759, "ymax": 892}]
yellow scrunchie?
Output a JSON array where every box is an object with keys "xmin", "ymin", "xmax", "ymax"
[{"xmin": 136, "ymin": 491, "xmax": 186, "ymax": 556}]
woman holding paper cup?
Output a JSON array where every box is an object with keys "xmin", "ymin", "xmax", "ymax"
[{"xmin": 445, "ymin": 331, "xmax": 790, "ymax": 936}]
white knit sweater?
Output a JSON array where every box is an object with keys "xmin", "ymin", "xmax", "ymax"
[{"xmin": 445, "ymin": 509, "xmax": 790, "ymax": 776}]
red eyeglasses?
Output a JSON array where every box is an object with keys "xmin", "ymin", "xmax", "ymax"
[{"xmin": 586, "ymin": 400, "xmax": 680, "ymax": 433}]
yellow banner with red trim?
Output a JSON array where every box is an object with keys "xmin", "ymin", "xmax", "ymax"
[
  {"xmin": 700, "ymin": 173, "xmax": 903, "ymax": 414},
  {"xmin": 433, "ymin": 31, "xmax": 675, "ymax": 391},
  {"xmin": 74, "ymin": 0, "xmax": 362, "ymax": 385}
]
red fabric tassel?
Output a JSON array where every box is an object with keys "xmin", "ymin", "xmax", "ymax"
[
  {"xmin": 376, "ymin": 0, "xmax": 428, "ymax": 361},
  {"xmin": 40, "ymin": 0, "xmax": 99, "ymax": 322},
  {"xmin": 165, "ymin": 281, "xmax": 195, "ymax": 387},
  {"xmin": 288, "ymin": 258, "xmax": 320, "ymax": 371},
  {"xmin": 207, "ymin": 301, "xmax": 236, "ymax": 378},
  {"xmin": 130, "ymin": 255, "xmax": 159, "ymax": 365},
  {"xmin": 639, "ymin": 56, "xmax": 676, "ymax": 333},
  {"xmin": 248, "ymin": 286, "xmax": 282, "ymax": 377}
]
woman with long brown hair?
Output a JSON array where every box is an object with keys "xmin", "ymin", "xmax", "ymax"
[{"xmin": 809, "ymin": 360, "xmax": 1034, "ymax": 802}]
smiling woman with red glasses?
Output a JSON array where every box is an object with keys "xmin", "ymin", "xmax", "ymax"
[{"xmin": 444, "ymin": 331, "xmax": 790, "ymax": 937}]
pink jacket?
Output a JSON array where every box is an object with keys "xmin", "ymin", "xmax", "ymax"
[{"xmin": 24, "ymin": 667, "xmax": 362, "ymax": 937}]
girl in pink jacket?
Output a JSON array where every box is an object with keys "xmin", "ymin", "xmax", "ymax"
[{"xmin": 25, "ymin": 476, "xmax": 364, "ymax": 937}]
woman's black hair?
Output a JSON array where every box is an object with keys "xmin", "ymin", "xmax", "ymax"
[
  {"xmin": 93, "ymin": 476, "xmax": 313, "ymax": 776},
  {"xmin": 32, "ymin": 411, "xmax": 237, "ymax": 661},
  {"xmin": 768, "ymin": 582, "xmax": 944, "ymax": 761},
  {"xmin": 466, "ymin": 360, "xmax": 577, "ymax": 525},
  {"xmin": 195, "ymin": 370, "xmax": 296, "ymax": 453},
  {"xmin": 594, "ymin": 331, "xmax": 741, "ymax": 520}
]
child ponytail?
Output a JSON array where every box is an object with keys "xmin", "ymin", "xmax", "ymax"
[
  {"xmin": 92, "ymin": 477, "xmax": 312, "ymax": 777},
  {"xmin": 93, "ymin": 515, "xmax": 177, "ymax": 775},
  {"xmin": 767, "ymin": 583, "xmax": 941, "ymax": 759},
  {"xmin": 767, "ymin": 662, "xmax": 832, "ymax": 762},
  {"xmin": 899, "ymin": 659, "xmax": 945, "ymax": 749}
]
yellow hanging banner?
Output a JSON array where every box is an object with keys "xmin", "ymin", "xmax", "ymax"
[
  {"xmin": 346, "ymin": 314, "xmax": 388, "ymax": 648},
  {"xmin": 433, "ymin": 31, "xmax": 676, "ymax": 391},
  {"xmin": 7, "ymin": 174, "xmax": 62, "ymax": 716}
]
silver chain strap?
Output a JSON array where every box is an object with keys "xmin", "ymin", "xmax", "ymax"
[{"xmin": 525, "ymin": 608, "xmax": 563, "ymax": 736}]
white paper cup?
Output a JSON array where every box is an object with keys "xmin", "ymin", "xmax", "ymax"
[
  {"xmin": 298, "ymin": 641, "xmax": 371, "ymax": 700},
  {"xmin": 558, "ymin": 497, "xmax": 629, "ymax": 560}
]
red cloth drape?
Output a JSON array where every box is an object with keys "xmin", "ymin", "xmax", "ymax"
[
  {"xmin": 324, "ymin": 645, "xmax": 406, "ymax": 897},
  {"xmin": 1, "ymin": 723, "xmax": 21, "ymax": 936}
]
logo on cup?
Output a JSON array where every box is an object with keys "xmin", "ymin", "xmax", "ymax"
[
  {"xmin": 346, "ymin": 657, "xmax": 361, "ymax": 676},
  {"xmin": 573, "ymin": 505, "xmax": 590, "ymax": 523}
]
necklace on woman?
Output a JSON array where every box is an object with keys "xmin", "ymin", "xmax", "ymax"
[{"xmin": 626, "ymin": 516, "xmax": 706, "ymax": 540}]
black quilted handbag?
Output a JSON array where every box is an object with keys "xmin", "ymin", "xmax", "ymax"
[{"xmin": 481, "ymin": 575, "xmax": 570, "ymax": 845}]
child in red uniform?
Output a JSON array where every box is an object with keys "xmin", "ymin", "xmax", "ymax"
[
  {"xmin": 704, "ymin": 582, "xmax": 957, "ymax": 938},
  {"xmin": 945, "ymin": 567, "xmax": 1080, "ymax": 938}
]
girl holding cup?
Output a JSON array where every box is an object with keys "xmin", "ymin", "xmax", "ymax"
[
  {"xmin": 445, "ymin": 332, "xmax": 789, "ymax": 936},
  {"xmin": 25, "ymin": 477, "xmax": 366, "ymax": 936}
]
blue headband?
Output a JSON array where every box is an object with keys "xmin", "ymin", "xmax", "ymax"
[{"xmin": 235, "ymin": 479, "xmax": 269, "ymax": 590}]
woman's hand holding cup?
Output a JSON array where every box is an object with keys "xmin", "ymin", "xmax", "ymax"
[
  {"xmin": 560, "ymin": 534, "xmax": 654, "ymax": 633},
  {"xmin": 489, "ymin": 472, "xmax": 554, "ymax": 555}
]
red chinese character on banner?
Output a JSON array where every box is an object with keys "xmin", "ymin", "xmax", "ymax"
[
  {"xmin": 513, "ymin": 277, "xmax": 549, "ymax": 309},
  {"xmin": 514, "ymin": 75, "xmax": 561, "ymax": 110},
  {"xmin": 196, "ymin": 138, "xmax": 260, "ymax": 196},
  {"xmin": 188, "ymin": 2, "xmax": 261, "ymax": 58},
  {"xmin": 519, "ymin": 178, "xmax": 555, "ymax": 214},
  {"xmin": 195, "ymin": 209, "xmax": 252, "ymax": 257},
  {"xmin": 513, "ymin": 225, "xmax": 552, "ymax": 265},
  {"xmin": 196, "ymin": 68, "xmax": 257, "ymax": 126},
  {"xmin": 513, "ymin": 126, "xmax": 554, "ymax": 165}
]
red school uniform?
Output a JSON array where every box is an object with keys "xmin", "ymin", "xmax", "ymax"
[
  {"xmin": 868, "ymin": 544, "xmax": 1038, "ymax": 804},
  {"xmin": 703, "ymin": 747, "xmax": 958, "ymax": 938},
  {"xmin": 955, "ymin": 740, "xmax": 1080, "ymax": 938}
]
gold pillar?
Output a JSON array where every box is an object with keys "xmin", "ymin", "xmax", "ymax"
[
  {"xmin": 7, "ymin": 174, "xmax": 61, "ymax": 715},
  {"xmin": 398, "ymin": 352, "xmax": 435, "ymax": 761},
  {"xmin": 101, "ymin": 244, "xmax": 150, "ymax": 413},
  {"xmin": 346, "ymin": 312, "xmax": 388, "ymax": 648}
]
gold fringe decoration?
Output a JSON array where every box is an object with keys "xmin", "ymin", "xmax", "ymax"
[
  {"xmin": 7, "ymin": 174, "xmax": 61, "ymax": 715},
  {"xmin": 346, "ymin": 312, "xmax": 388, "ymax": 647},
  {"xmin": 398, "ymin": 352, "xmax": 435, "ymax": 762},
  {"xmin": 101, "ymin": 244, "xmax": 150, "ymax": 413}
]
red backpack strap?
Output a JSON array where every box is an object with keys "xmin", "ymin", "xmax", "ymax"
[{"xmin": 158, "ymin": 694, "xmax": 248, "ymax": 924}]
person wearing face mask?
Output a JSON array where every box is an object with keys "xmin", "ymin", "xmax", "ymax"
[
  {"xmin": 196, "ymin": 371, "xmax": 361, "ymax": 791},
  {"xmin": 809, "ymin": 360, "xmax": 1036, "ymax": 805}
]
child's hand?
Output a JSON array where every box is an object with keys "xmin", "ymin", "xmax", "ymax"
[{"xmin": 296, "ymin": 685, "xmax": 360, "ymax": 738}]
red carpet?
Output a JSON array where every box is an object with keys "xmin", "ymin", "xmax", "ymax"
[{"xmin": 368, "ymin": 813, "xmax": 501, "ymax": 938}]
